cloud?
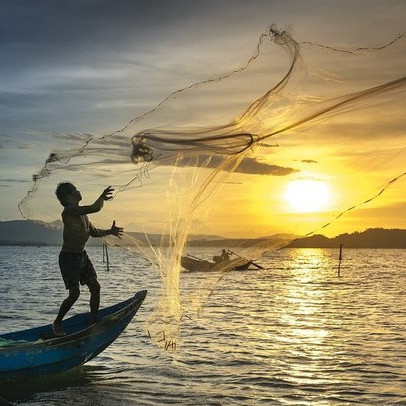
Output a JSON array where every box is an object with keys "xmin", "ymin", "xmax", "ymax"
[
  {"xmin": 0, "ymin": 132, "xmax": 32, "ymax": 150},
  {"xmin": 301, "ymin": 159, "xmax": 317, "ymax": 164},
  {"xmin": 171, "ymin": 154, "xmax": 297, "ymax": 176},
  {"xmin": 1, "ymin": 0, "xmax": 245, "ymax": 73},
  {"xmin": 236, "ymin": 157, "xmax": 297, "ymax": 176},
  {"xmin": 0, "ymin": 178, "xmax": 31, "ymax": 183}
]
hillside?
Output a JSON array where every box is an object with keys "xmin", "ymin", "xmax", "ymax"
[
  {"xmin": 0, "ymin": 220, "xmax": 223, "ymax": 247},
  {"xmin": 289, "ymin": 228, "xmax": 406, "ymax": 249},
  {"xmin": 0, "ymin": 220, "xmax": 63, "ymax": 246},
  {"xmin": 1, "ymin": 221, "xmax": 405, "ymax": 248}
]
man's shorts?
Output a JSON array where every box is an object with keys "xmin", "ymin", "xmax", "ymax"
[{"xmin": 59, "ymin": 250, "xmax": 98, "ymax": 290}]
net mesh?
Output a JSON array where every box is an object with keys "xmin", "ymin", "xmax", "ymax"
[{"xmin": 18, "ymin": 26, "xmax": 406, "ymax": 350}]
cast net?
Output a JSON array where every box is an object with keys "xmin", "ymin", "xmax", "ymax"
[{"xmin": 18, "ymin": 26, "xmax": 406, "ymax": 350}]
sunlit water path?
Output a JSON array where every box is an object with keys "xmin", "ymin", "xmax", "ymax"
[{"xmin": 1, "ymin": 246, "xmax": 406, "ymax": 405}]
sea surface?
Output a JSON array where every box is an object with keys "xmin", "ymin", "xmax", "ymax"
[{"xmin": 1, "ymin": 246, "xmax": 406, "ymax": 405}]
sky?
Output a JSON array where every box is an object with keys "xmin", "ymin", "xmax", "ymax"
[{"xmin": 1, "ymin": 0, "xmax": 405, "ymax": 238}]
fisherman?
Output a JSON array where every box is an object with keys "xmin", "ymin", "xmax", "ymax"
[
  {"xmin": 220, "ymin": 249, "xmax": 231, "ymax": 261},
  {"xmin": 213, "ymin": 249, "xmax": 231, "ymax": 263},
  {"xmin": 52, "ymin": 183, "xmax": 123, "ymax": 336}
]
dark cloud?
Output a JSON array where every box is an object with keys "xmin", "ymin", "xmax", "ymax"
[
  {"xmin": 0, "ymin": 132, "xmax": 31, "ymax": 149},
  {"xmin": 0, "ymin": 141, "xmax": 29, "ymax": 150},
  {"xmin": 172, "ymin": 154, "xmax": 297, "ymax": 176},
  {"xmin": 236, "ymin": 157, "xmax": 297, "ymax": 176},
  {"xmin": 1, "ymin": 0, "xmax": 225, "ymax": 134},
  {"xmin": 48, "ymin": 132, "xmax": 94, "ymax": 142},
  {"xmin": 0, "ymin": 178, "xmax": 30, "ymax": 183},
  {"xmin": 30, "ymin": 152, "xmax": 296, "ymax": 177},
  {"xmin": 0, "ymin": 0, "xmax": 231, "ymax": 70},
  {"xmin": 301, "ymin": 159, "xmax": 317, "ymax": 163},
  {"xmin": 259, "ymin": 143, "xmax": 280, "ymax": 148}
]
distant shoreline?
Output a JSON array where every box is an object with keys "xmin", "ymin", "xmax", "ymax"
[
  {"xmin": 0, "ymin": 241, "xmax": 56, "ymax": 247},
  {"xmin": 0, "ymin": 220, "xmax": 405, "ymax": 249},
  {"xmin": 1, "ymin": 242, "xmax": 405, "ymax": 249}
]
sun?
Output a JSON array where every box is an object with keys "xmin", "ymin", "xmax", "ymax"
[{"xmin": 285, "ymin": 179, "xmax": 330, "ymax": 213}]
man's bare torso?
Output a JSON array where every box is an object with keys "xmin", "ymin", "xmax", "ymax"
[{"xmin": 61, "ymin": 208, "xmax": 92, "ymax": 252}]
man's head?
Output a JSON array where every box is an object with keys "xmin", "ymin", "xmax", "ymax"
[{"xmin": 55, "ymin": 183, "xmax": 82, "ymax": 206}]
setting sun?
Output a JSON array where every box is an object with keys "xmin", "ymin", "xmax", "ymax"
[{"xmin": 285, "ymin": 180, "xmax": 330, "ymax": 213}]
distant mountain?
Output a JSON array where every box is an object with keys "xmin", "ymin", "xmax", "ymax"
[
  {"xmin": 0, "ymin": 220, "xmax": 104, "ymax": 246},
  {"xmin": 188, "ymin": 233, "xmax": 225, "ymax": 241},
  {"xmin": 288, "ymin": 228, "xmax": 406, "ymax": 249},
  {"xmin": 0, "ymin": 220, "xmax": 63, "ymax": 246},
  {"xmin": 0, "ymin": 220, "xmax": 223, "ymax": 247},
  {"xmin": 1, "ymin": 221, "xmax": 405, "ymax": 248}
]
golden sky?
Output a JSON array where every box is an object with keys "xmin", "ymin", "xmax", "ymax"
[{"xmin": 1, "ymin": 1, "xmax": 405, "ymax": 239}]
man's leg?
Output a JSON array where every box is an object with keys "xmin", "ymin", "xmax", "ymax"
[
  {"xmin": 53, "ymin": 286, "xmax": 80, "ymax": 335},
  {"xmin": 87, "ymin": 279, "xmax": 101, "ymax": 325}
]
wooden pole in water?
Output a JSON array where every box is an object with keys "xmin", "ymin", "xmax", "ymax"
[
  {"xmin": 338, "ymin": 244, "xmax": 343, "ymax": 277},
  {"xmin": 102, "ymin": 242, "xmax": 110, "ymax": 271},
  {"xmin": 105, "ymin": 243, "xmax": 110, "ymax": 272}
]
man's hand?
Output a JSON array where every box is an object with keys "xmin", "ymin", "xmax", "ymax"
[
  {"xmin": 110, "ymin": 220, "xmax": 123, "ymax": 237},
  {"xmin": 101, "ymin": 186, "xmax": 114, "ymax": 201}
]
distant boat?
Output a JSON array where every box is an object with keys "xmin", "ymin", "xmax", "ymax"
[
  {"xmin": 0, "ymin": 290, "xmax": 147, "ymax": 383},
  {"xmin": 181, "ymin": 256, "xmax": 252, "ymax": 272}
]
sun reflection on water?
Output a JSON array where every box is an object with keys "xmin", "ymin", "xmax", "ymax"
[{"xmin": 275, "ymin": 249, "xmax": 333, "ymax": 352}]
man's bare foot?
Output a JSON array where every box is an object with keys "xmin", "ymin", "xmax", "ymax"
[{"xmin": 52, "ymin": 322, "xmax": 66, "ymax": 337}]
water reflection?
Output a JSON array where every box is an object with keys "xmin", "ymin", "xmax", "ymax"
[
  {"xmin": 0, "ymin": 365, "xmax": 109, "ymax": 405},
  {"xmin": 2, "ymin": 247, "xmax": 406, "ymax": 404}
]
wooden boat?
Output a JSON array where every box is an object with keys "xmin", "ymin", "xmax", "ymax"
[
  {"xmin": 181, "ymin": 256, "xmax": 252, "ymax": 272},
  {"xmin": 0, "ymin": 290, "xmax": 147, "ymax": 383}
]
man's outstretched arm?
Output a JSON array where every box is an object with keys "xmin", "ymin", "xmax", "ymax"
[
  {"xmin": 89, "ymin": 220, "xmax": 124, "ymax": 238},
  {"xmin": 65, "ymin": 186, "xmax": 114, "ymax": 216}
]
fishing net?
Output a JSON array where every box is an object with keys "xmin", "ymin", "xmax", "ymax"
[{"xmin": 18, "ymin": 26, "xmax": 406, "ymax": 350}]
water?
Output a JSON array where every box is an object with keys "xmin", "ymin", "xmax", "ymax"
[{"xmin": 1, "ymin": 246, "xmax": 406, "ymax": 405}]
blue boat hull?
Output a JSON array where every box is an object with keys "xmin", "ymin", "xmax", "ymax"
[{"xmin": 0, "ymin": 290, "xmax": 147, "ymax": 382}]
